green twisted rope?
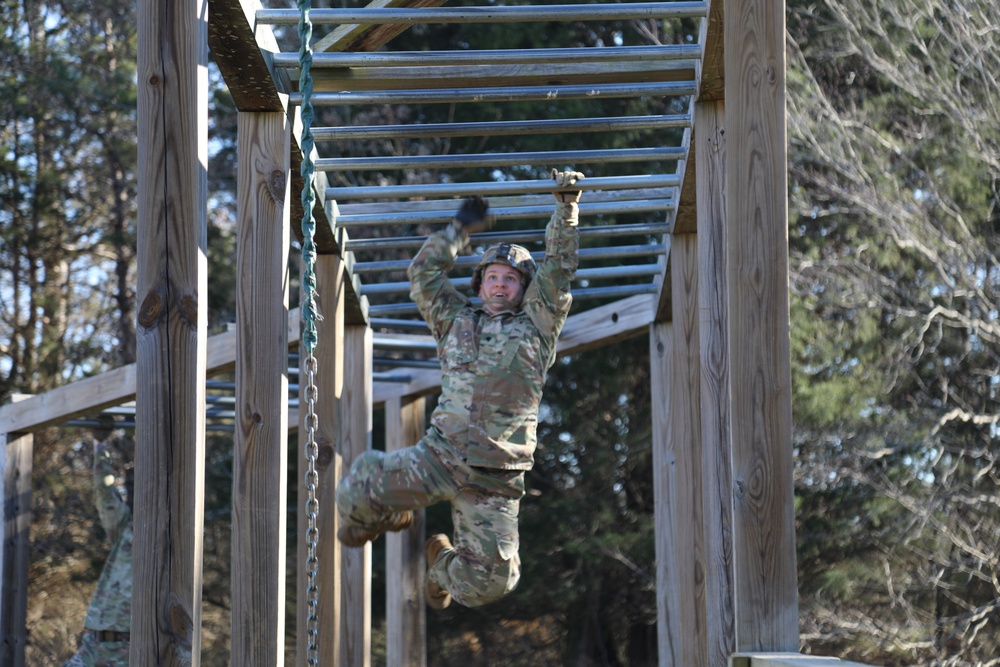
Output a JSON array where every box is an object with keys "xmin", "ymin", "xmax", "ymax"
[
  {"xmin": 297, "ymin": 3, "xmax": 321, "ymax": 665},
  {"xmin": 298, "ymin": 0, "xmax": 318, "ymax": 353}
]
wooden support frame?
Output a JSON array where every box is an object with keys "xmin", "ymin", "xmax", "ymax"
[
  {"xmin": 384, "ymin": 396, "xmax": 428, "ymax": 667},
  {"xmin": 131, "ymin": 0, "xmax": 208, "ymax": 662},
  {"xmin": 696, "ymin": 100, "xmax": 737, "ymax": 666},
  {"xmin": 231, "ymin": 110, "xmax": 291, "ymax": 665},
  {"xmin": 724, "ymin": 0, "xmax": 798, "ymax": 651},
  {"xmin": 1, "ymin": 421, "xmax": 32, "ymax": 667},
  {"xmin": 339, "ymin": 325, "xmax": 374, "ymax": 666}
]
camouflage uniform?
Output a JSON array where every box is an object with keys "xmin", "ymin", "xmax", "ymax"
[
  {"xmin": 63, "ymin": 444, "xmax": 132, "ymax": 667},
  {"xmin": 337, "ymin": 201, "xmax": 579, "ymax": 607}
]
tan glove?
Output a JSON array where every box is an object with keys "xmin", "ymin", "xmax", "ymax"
[{"xmin": 551, "ymin": 169, "xmax": 585, "ymax": 204}]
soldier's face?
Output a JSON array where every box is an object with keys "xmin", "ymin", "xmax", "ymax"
[{"xmin": 479, "ymin": 264, "xmax": 524, "ymax": 314}]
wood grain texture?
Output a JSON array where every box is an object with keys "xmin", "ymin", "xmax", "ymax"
[
  {"xmin": 340, "ymin": 325, "xmax": 373, "ymax": 667},
  {"xmin": 297, "ymin": 254, "xmax": 345, "ymax": 666},
  {"xmin": 695, "ymin": 101, "xmax": 737, "ymax": 666},
  {"xmin": 669, "ymin": 235, "xmax": 709, "ymax": 665},
  {"xmin": 231, "ymin": 111, "xmax": 291, "ymax": 665},
  {"xmin": 308, "ymin": 61, "xmax": 696, "ymax": 92},
  {"xmin": 724, "ymin": 0, "xmax": 798, "ymax": 651},
  {"xmin": 650, "ymin": 321, "xmax": 680, "ymax": 665},
  {"xmin": 385, "ymin": 396, "xmax": 428, "ymax": 667},
  {"xmin": 132, "ymin": 0, "xmax": 208, "ymax": 662},
  {"xmin": 314, "ymin": 0, "xmax": 446, "ymax": 54},
  {"xmin": 1, "ymin": 416, "xmax": 32, "ymax": 667}
]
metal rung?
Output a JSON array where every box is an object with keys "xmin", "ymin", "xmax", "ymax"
[
  {"xmin": 318, "ymin": 147, "xmax": 684, "ymax": 172},
  {"xmin": 371, "ymin": 318, "xmax": 430, "ymax": 332},
  {"xmin": 327, "ymin": 174, "xmax": 679, "ymax": 201},
  {"xmin": 291, "ymin": 80, "xmax": 696, "ymax": 107},
  {"xmin": 355, "ymin": 243, "xmax": 667, "ymax": 274},
  {"xmin": 368, "ymin": 284, "xmax": 658, "ymax": 316},
  {"xmin": 337, "ymin": 192, "xmax": 674, "ymax": 219},
  {"xmin": 337, "ymin": 198, "xmax": 673, "ymax": 227},
  {"xmin": 374, "ymin": 357, "xmax": 439, "ymax": 369},
  {"xmin": 346, "ymin": 222, "xmax": 671, "ymax": 252},
  {"xmin": 362, "ymin": 263, "xmax": 662, "ymax": 296},
  {"xmin": 312, "ymin": 114, "xmax": 691, "ymax": 141},
  {"xmin": 257, "ymin": 3, "xmax": 709, "ymax": 26},
  {"xmin": 273, "ymin": 45, "xmax": 701, "ymax": 69}
]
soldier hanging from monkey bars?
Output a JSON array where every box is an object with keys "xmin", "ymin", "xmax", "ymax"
[{"xmin": 336, "ymin": 170, "xmax": 585, "ymax": 609}]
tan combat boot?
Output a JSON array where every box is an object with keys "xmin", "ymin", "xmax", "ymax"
[
  {"xmin": 337, "ymin": 511, "xmax": 414, "ymax": 548},
  {"xmin": 425, "ymin": 534, "xmax": 453, "ymax": 610}
]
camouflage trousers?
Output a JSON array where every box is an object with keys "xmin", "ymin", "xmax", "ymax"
[
  {"xmin": 62, "ymin": 632, "xmax": 129, "ymax": 667},
  {"xmin": 336, "ymin": 430, "xmax": 524, "ymax": 607}
]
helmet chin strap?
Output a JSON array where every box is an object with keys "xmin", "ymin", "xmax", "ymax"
[{"xmin": 481, "ymin": 294, "xmax": 524, "ymax": 313}]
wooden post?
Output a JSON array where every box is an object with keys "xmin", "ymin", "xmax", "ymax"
[
  {"xmin": 1, "ymin": 419, "xmax": 32, "ymax": 667},
  {"xmin": 650, "ymin": 232, "xmax": 707, "ymax": 665},
  {"xmin": 231, "ymin": 111, "xmax": 291, "ymax": 665},
  {"xmin": 340, "ymin": 325, "xmax": 373, "ymax": 667},
  {"xmin": 650, "ymin": 321, "xmax": 680, "ymax": 664},
  {"xmin": 133, "ymin": 0, "xmax": 208, "ymax": 662},
  {"xmin": 297, "ymin": 254, "xmax": 345, "ymax": 667},
  {"xmin": 385, "ymin": 395, "xmax": 427, "ymax": 667},
  {"xmin": 696, "ymin": 101, "xmax": 737, "ymax": 666},
  {"xmin": 724, "ymin": 0, "xmax": 798, "ymax": 650}
]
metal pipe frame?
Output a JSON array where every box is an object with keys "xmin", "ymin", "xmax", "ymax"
[
  {"xmin": 353, "ymin": 243, "xmax": 667, "ymax": 274},
  {"xmin": 327, "ymin": 174, "xmax": 679, "ymax": 201},
  {"xmin": 257, "ymin": 3, "xmax": 709, "ymax": 26},
  {"xmin": 289, "ymin": 80, "xmax": 696, "ymax": 106},
  {"xmin": 336, "ymin": 198, "xmax": 673, "ymax": 227},
  {"xmin": 371, "ymin": 319, "xmax": 431, "ymax": 333},
  {"xmin": 273, "ymin": 44, "xmax": 702, "ymax": 69},
  {"xmin": 317, "ymin": 147, "xmax": 684, "ymax": 172},
  {"xmin": 312, "ymin": 114, "xmax": 691, "ymax": 141},
  {"xmin": 373, "ymin": 358, "xmax": 440, "ymax": 369},
  {"xmin": 345, "ymin": 222, "xmax": 672, "ymax": 252}
]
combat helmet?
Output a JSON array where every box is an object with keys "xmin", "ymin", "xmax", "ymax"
[{"xmin": 471, "ymin": 243, "xmax": 537, "ymax": 293}]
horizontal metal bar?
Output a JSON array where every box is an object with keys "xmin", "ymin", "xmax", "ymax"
[
  {"xmin": 371, "ymin": 318, "xmax": 431, "ymax": 332},
  {"xmin": 313, "ymin": 114, "xmax": 691, "ymax": 141},
  {"xmin": 373, "ymin": 337, "xmax": 438, "ymax": 352},
  {"xmin": 328, "ymin": 174, "xmax": 678, "ymax": 201},
  {"xmin": 374, "ymin": 357, "xmax": 439, "ymax": 369},
  {"xmin": 274, "ymin": 44, "xmax": 701, "ymax": 69},
  {"xmin": 354, "ymin": 243, "xmax": 667, "ymax": 274},
  {"xmin": 318, "ymin": 147, "xmax": 684, "ymax": 172},
  {"xmin": 367, "ymin": 283, "xmax": 657, "ymax": 316},
  {"xmin": 258, "ymin": 3, "xmax": 708, "ymax": 26},
  {"xmin": 362, "ymin": 263, "xmax": 662, "ymax": 296},
  {"xmin": 346, "ymin": 222, "xmax": 671, "ymax": 252},
  {"xmin": 337, "ymin": 198, "xmax": 674, "ymax": 227},
  {"xmin": 290, "ymin": 80, "xmax": 696, "ymax": 106}
]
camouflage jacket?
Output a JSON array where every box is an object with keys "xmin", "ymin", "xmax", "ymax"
[
  {"xmin": 83, "ymin": 446, "xmax": 133, "ymax": 632},
  {"xmin": 408, "ymin": 202, "xmax": 580, "ymax": 470}
]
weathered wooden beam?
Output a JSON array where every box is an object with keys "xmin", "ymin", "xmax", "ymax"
[
  {"xmin": 695, "ymin": 101, "xmax": 736, "ymax": 666},
  {"xmin": 339, "ymin": 326, "xmax": 373, "ymax": 667},
  {"xmin": 1, "ymin": 401, "xmax": 32, "ymax": 667},
  {"xmin": 725, "ymin": 0, "xmax": 797, "ymax": 650},
  {"xmin": 699, "ymin": 0, "xmax": 726, "ymax": 101},
  {"xmin": 306, "ymin": 61, "xmax": 697, "ymax": 92},
  {"xmin": 652, "ymin": 233, "xmax": 708, "ymax": 665},
  {"xmin": 133, "ymin": 0, "xmax": 208, "ymax": 662},
  {"xmin": 297, "ymin": 254, "xmax": 344, "ymax": 667},
  {"xmin": 384, "ymin": 395, "xmax": 427, "ymax": 667},
  {"xmin": 231, "ymin": 110, "xmax": 290, "ymax": 666},
  {"xmin": 649, "ymin": 320, "xmax": 679, "ymax": 664},
  {"xmin": 314, "ymin": 0, "xmax": 447, "ymax": 54}
]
